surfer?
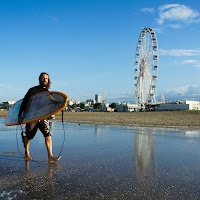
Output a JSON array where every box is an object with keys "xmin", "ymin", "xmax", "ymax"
[{"xmin": 18, "ymin": 72, "xmax": 61, "ymax": 163}]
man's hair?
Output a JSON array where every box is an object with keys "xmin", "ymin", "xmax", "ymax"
[{"xmin": 39, "ymin": 72, "xmax": 51, "ymax": 89}]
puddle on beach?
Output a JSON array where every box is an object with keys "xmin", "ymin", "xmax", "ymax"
[{"xmin": 1, "ymin": 118, "xmax": 200, "ymax": 199}]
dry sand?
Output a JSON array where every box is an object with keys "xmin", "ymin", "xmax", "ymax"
[
  {"xmin": 1, "ymin": 110, "xmax": 200, "ymax": 130},
  {"xmin": 55, "ymin": 111, "xmax": 200, "ymax": 130}
]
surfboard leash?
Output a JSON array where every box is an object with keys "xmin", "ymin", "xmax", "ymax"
[
  {"xmin": 56, "ymin": 110, "xmax": 66, "ymax": 158},
  {"xmin": 16, "ymin": 111, "xmax": 66, "ymax": 165},
  {"xmin": 20, "ymin": 124, "xmax": 26, "ymax": 149}
]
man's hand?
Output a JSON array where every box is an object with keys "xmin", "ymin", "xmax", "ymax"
[{"xmin": 18, "ymin": 116, "xmax": 23, "ymax": 125}]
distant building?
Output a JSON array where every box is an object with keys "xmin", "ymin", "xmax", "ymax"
[
  {"xmin": 102, "ymin": 100, "xmax": 109, "ymax": 108},
  {"xmin": 160, "ymin": 93, "xmax": 165, "ymax": 103},
  {"xmin": 156, "ymin": 100, "xmax": 200, "ymax": 111},
  {"xmin": 1, "ymin": 101, "xmax": 16, "ymax": 109},
  {"xmin": 95, "ymin": 94, "xmax": 102, "ymax": 103},
  {"xmin": 102, "ymin": 107, "xmax": 112, "ymax": 112},
  {"xmin": 86, "ymin": 99, "xmax": 96, "ymax": 106},
  {"xmin": 67, "ymin": 100, "xmax": 80, "ymax": 106},
  {"xmin": 8, "ymin": 101, "xmax": 16, "ymax": 105},
  {"xmin": 8, "ymin": 101, "xmax": 16, "ymax": 109},
  {"xmin": 67, "ymin": 100, "xmax": 74, "ymax": 106},
  {"xmin": 117, "ymin": 103, "xmax": 138, "ymax": 112}
]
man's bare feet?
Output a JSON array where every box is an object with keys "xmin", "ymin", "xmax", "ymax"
[
  {"xmin": 48, "ymin": 156, "xmax": 61, "ymax": 163},
  {"xmin": 24, "ymin": 153, "xmax": 32, "ymax": 160}
]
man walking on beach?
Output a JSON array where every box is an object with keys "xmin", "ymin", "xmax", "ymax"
[{"xmin": 18, "ymin": 72, "xmax": 60, "ymax": 163}]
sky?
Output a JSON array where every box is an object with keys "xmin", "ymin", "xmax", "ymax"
[{"xmin": 0, "ymin": 0, "xmax": 200, "ymax": 103}]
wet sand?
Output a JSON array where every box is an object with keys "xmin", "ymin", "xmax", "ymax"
[
  {"xmin": 1, "ymin": 120, "xmax": 200, "ymax": 199},
  {"xmin": 1, "ymin": 110, "xmax": 200, "ymax": 130}
]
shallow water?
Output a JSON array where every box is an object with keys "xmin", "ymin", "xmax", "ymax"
[{"xmin": 1, "ymin": 118, "xmax": 200, "ymax": 199}]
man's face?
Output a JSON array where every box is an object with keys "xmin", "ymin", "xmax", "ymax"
[{"xmin": 40, "ymin": 74, "xmax": 49, "ymax": 87}]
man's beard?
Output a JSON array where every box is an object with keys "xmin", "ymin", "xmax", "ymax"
[{"xmin": 40, "ymin": 81, "xmax": 48, "ymax": 88}]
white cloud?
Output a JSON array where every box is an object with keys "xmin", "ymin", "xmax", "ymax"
[
  {"xmin": 162, "ymin": 85, "xmax": 200, "ymax": 98},
  {"xmin": 159, "ymin": 4, "xmax": 179, "ymax": 12},
  {"xmin": 141, "ymin": 7, "xmax": 155, "ymax": 14},
  {"xmin": 167, "ymin": 24, "xmax": 183, "ymax": 29},
  {"xmin": 182, "ymin": 60, "xmax": 198, "ymax": 64},
  {"xmin": 165, "ymin": 85, "xmax": 190, "ymax": 94},
  {"xmin": 0, "ymin": 84, "xmax": 9, "ymax": 88},
  {"xmin": 157, "ymin": 89, "xmax": 200, "ymax": 101},
  {"xmin": 157, "ymin": 85, "xmax": 200, "ymax": 102},
  {"xmin": 121, "ymin": 91, "xmax": 133, "ymax": 96},
  {"xmin": 160, "ymin": 49, "xmax": 200, "ymax": 56},
  {"xmin": 184, "ymin": 60, "xmax": 200, "ymax": 69},
  {"xmin": 173, "ymin": 59, "xmax": 200, "ymax": 66},
  {"xmin": 157, "ymin": 4, "xmax": 200, "ymax": 25},
  {"xmin": 160, "ymin": 50, "xmax": 200, "ymax": 69}
]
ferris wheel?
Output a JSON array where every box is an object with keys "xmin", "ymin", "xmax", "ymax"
[{"xmin": 134, "ymin": 27, "xmax": 159, "ymax": 107}]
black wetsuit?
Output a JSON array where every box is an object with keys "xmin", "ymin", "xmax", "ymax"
[{"xmin": 18, "ymin": 85, "xmax": 51, "ymax": 139}]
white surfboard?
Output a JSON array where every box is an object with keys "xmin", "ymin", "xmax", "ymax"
[{"xmin": 5, "ymin": 91, "xmax": 68, "ymax": 126}]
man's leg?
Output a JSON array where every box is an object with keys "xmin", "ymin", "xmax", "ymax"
[
  {"xmin": 45, "ymin": 136, "xmax": 60, "ymax": 162},
  {"xmin": 25, "ymin": 121, "xmax": 38, "ymax": 160},
  {"xmin": 25, "ymin": 138, "xmax": 32, "ymax": 160},
  {"xmin": 39, "ymin": 120, "xmax": 61, "ymax": 163}
]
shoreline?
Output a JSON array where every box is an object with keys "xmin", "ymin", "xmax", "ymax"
[{"xmin": 1, "ymin": 110, "xmax": 200, "ymax": 130}]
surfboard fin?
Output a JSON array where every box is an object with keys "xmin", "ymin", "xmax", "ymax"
[
  {"xmin": 46, "ymin": 94, "xmax": 56, "ymax": 102},
  {"xmin": 46, "ymin": 94, "xmax": 62, "ymax": 104}
]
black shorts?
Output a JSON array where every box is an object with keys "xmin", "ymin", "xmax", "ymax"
[{"xmin": 25, "ymin": 119, "xmax": 51, "ymax": 139}]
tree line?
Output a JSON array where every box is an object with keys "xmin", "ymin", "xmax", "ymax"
[
  {"xmin": 0, "ymin": 102, "xmax": 9, "ymax": 110},
  {"xmin": 0, "ymin": 101, "xmax": 118, "ymax": 111},
  {"xmin": 68, "ymin": 102, "xmax": 118, "ymax": 110}
]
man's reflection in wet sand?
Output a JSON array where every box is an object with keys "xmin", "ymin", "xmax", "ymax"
[
  {"xmin": 24, "ymin": 160, "xmax": 61, "ymax": 198},
  {"xmin": 25, "ymin": 160, "xmax": 30, "ymax": 172},
  {"xmin": 47, "ymin": 162, "xmax": 61, "ymax": 181}
]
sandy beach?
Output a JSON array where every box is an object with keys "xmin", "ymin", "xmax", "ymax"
[
  {"xmin": 55, "ymin": 111, "xmax": 200, "ymax": 129},
  {"xmin": 1, "ymin": 110, "xmax": 199, "ymax": 130}
]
